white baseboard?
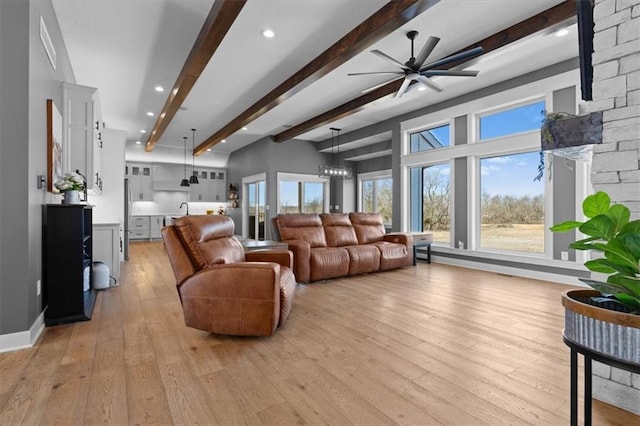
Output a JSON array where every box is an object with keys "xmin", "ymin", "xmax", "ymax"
[
  {"xmin": 0, "ymin": 311, "xmax": 45, "ymax": 353},
  {"xmin": 424, "ymin": 254, "xmax": 587, "ymax": 287}
]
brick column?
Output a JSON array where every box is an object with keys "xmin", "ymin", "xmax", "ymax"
[{"xmin": 589, "ymin": 0, "xmax": 640, "ymax": 415}]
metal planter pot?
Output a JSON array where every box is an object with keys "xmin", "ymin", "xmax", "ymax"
[{"xmin": 562, "ymin": 289, "xmax": 640, "ymax": 366}]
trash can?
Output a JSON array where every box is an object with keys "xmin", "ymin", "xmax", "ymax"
[{"xmin": 92, "ymin": 261, "xmax": 111, "ymax": 290}]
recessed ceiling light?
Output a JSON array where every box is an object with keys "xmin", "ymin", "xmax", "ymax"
[
  {"xmin": 417, "ymin": 85, "xmax": 427, "ymax": 91},
  {"xmin": 555, "ymin": 28, "xmax": 569, "ymax": 37},
  {"xmin": 160, "ymin": 112, "xmax": 166, "ymax": 118},
  {"xmin": 154, "ymin": 86, "xmax": 164, "ymax": 92},
  {"xmin": 140, "ymin": 129, "xmax": 147, "ymax": 133},
  {"xmin": 152, "ymin": 130, "xmax": 156, "ymax": 134},
  {"xmin": 206, "ymin": 148, "xmax": 212, "ymax": 152},
  {"xmin": 135, "ymin": 141, "xmax": 142, "ymax": 145},
  {"xmin": 262, "ymin": 29, "xmax": 275, "ymax": 38},
  {"xmin": 221, "ymin": 139, "xmax": 226, "ymax": 143},
  {"xmin": 146, "ymin": 112, "xmax": 154, "ymax": 117},
  {"xmin": 242, "ymin": 127, "xmax": 248, "ymax": 131}
]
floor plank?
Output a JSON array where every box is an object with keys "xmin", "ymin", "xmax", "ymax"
[{"xmin": 0, "ymin": 240, "xmax": 637, "ymax": 425}]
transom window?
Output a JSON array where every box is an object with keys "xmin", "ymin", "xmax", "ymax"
[
  {"xmin": 409, "ymin": 123, "xmax": 450, "ymax": 153},
  {"xmin": 479, "ymin": 101, "xmax": 545, "ymax": 140}
]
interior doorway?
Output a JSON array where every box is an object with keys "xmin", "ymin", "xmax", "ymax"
[{"xmin": 242, "ymin": 173, "xmax": 266, "ymax": 240}]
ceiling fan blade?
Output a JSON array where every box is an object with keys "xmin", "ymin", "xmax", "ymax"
[
  {"xmin": 416, "ymin": 75, "xmax": 443, "ymax": 92},
  {"xmin": 395, "ymin": 77, "xmax": 412, "ymax": 98},
  {"xmin": 421, "ymin": 70, "xmax": 479, "ymax": 77},
  {"xmin": 362, "ymin": 75, "xmax": 403, "ymax": 94},
  {"xmin": 348, "ymin": 71, "xmax": 404, "ymax": 76},
  {"xmin": 420, "ymin": 46, "xmax": 484, "ymax": 72},
  {"xmin": 371, "ymin": 49, "xmax": 410, "ymax": 70},
  {"xmin": 413, "ymin": 36, "xmax": 440, "ymax": 69}
]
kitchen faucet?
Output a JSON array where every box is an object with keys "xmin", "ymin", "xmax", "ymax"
[{"xmin": 179, "ymin": 202, "xmax": 189, "ymax": 216}]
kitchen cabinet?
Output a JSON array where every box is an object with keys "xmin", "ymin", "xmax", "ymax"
[
  {"xmin": 189, "ymin": 168, "xmax": 226, "ymax": 202},
  {"xmin": 129, "ymin": 216, "xmax": 150, "ymax": 240},
  {"xmin": 126, "ymin": 162, "xmax": 153, "ymax": 201},
  {"xmin": 129, "ymin": 176, "xmax": 153, "ymax": 201},
  {"xmin": 129, "ymin": 215, "xmax": 163, "ymax": 240},
  {"xmin": 63, "ymin": 82, "xmax": 103, "ymax": 193},
  {"xmin": 150, "ymin": 215, "xmax": 163, "ymax": 239},
  {"xmin": 93, "ymin": 222, "xmax": 120, "ymax": 279},
  {"xmin": 43, "ymin": 205, "xmax": 96, "ymax": 325}
]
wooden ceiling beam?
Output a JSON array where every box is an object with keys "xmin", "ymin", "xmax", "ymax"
[
  {"xmin": 271, "ymin": 0, "xmax": 577, "ymax": 143},
  {"xmin": 145, "ymin": 0, "xmax": 246, "ymax": 152},
  {"xmin": 193, "ymin": 0, "xmax": 442, "ymax": 156}
]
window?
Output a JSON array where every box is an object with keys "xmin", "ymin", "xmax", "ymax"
[
  {"xmin": 479, "ymin": 101, "xmax": 545, "ymax": 140},
  {"xmin": 361, "ymin": 176, "xmax": 392, "ymax": 225},
  {"xmin": 409, "ymin": 124, "xmax": 450, "ymax": 153},
  {"xmin": 278, "ymin": 174, "xmax": 328, "ymax": 213},
  {"xmin": 410, "ymin": 163, "xmax": 451, "ymax": 245},
  {"xmin": 479, "ymin": 151, "xmax": 544, "ymax": 253}
]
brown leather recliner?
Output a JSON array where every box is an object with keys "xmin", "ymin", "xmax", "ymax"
[{"xmin": 161, "ymin": 215, "xmax": 296, "ymax": 336}]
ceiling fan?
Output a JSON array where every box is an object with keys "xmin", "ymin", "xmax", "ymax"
[{"xmin": 349, "ymin": 31, "xmax": 484, "ymax": 98}]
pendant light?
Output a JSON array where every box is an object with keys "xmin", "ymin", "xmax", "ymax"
[
  {"xmin": 318, "ymin": 127, "xmax": 352, "ymax": 179},
  {"xmin": 189, "ymin": 128, "xmax": 199, "ymax": 184},
  {"xmin": 180, "ymin": 136, "xmax": 190, "ymax": 187}
]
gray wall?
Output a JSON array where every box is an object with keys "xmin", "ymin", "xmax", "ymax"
[
  {"xmin": 0, "ymin": 0, "xmax": 76, "ymax": 335},
  {"xmin": 226, "ymin": 136, "xmax": 327, "ymax": 240}
]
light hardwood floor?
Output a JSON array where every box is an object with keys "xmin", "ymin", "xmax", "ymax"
[{"xmin": 1, "ymin": 241, "xmax": 638, "ymax": 425}]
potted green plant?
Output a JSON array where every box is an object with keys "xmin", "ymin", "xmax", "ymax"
[{"xmin": 551, "ymin": 191, "xmax": 639, "ymax": 365}]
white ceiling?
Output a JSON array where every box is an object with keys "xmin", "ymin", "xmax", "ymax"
[{"xmin": 52, "ymin": 0, "xmax": 577, "ymax": 165}]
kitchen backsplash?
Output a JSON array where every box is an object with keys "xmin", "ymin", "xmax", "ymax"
[{"xmin": 131, "ymin": 190, "xmax": 229, "ymax": 216}]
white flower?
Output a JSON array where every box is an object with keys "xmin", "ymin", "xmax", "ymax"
[{"xmin": 54, "ymin": 172, "xmax": 85, "ymax": 192}]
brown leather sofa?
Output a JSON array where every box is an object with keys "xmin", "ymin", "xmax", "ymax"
[
  {"xmin": 275, "ymin": 212, "xmax": 413, "ymax": 282},
  {"xmin": 162, "ymin": 215, "xmax": 296, "ymax": 336}
]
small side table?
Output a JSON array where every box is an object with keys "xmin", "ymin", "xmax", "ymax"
[{"xmin": 412, "ymin": 232, "xmax": 433, "ymax": 265}]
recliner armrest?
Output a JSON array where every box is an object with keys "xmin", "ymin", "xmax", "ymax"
[
  {"xmin": 180, "ymin": 262, "xmax": 281, "ymax": 300},
  {"xmin": 282, "ymin": 240, "xmax": 311, "ymax": 283},
  {"xmin": 383, "ymin": 233, "xmax": 414, "ymax": 247},
  {"xmin": 245, "ymin": 249, "xmax": 293, "ymax": 268}
]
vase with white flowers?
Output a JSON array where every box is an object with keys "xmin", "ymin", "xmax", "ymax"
[{"xmin": 55, "ymin": 172, "xmax": 85, "ymax": 204}]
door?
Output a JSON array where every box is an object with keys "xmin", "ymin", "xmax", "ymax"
[{"xmin": 246, "ymin": 180, "xmax": 266, "ymax": 240}]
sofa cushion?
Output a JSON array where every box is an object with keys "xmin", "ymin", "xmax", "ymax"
[
  {"xmin": 174, "ymin": 215, "xmax": 245, "ymax": 269},
  {"xmin": 349, "ymin": 212, "xmax": 386, "ymax": 244},
  {"xmin": 309, "ymin": 247, "xmax": 350, "ymax": 281},
  {"xmin": 320, "ymin": 213, "xmax": 358, "ymax": 247},
  {"xmin": 344, "ymin": 245, "xmax": 380, "ymax": 275},
  {"xmin": 371, "ymin": 241, "xmax": 408, "ymax": 270},
  {"xmin": 277, "ymin": 213, "xmax": 327, "ymax": 248}
]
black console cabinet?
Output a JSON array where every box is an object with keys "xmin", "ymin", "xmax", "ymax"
[{"xmin": 42, "ymin": 204, "xmax": 96, "ymax": 325}]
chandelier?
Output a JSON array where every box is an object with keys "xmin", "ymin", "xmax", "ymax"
[{"xmin": 318, "ymin": 127, "xmax": 352, "ymax": 179}]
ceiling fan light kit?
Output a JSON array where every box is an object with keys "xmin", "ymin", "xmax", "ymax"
[{"xmin": 349, "ymin": 30, "xmax": 483, "ymax": 98}]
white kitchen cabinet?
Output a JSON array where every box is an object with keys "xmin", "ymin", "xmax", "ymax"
[
  {"xmin": 129, "ymin": 216, "xmax": 150, "ymax": 240},
  {"xmin": 189, "ymin": 168, "xmax": 226, "ymax": 202},
  {"xmin": 129, "ymin": 176, "xmax": 153, "ymax": 201},
  {"xmin": 127, "ymin": 162, "xmax": 152, "ymax": 178},
  {"xmin": 150, "ymin": 215, "xmax": 163, "ymax": 239},
  {"xmin": 63, "ymin": 82, "xmax": 102, "ymax": 193},
  {"xmin": 93, "ymin": 223, "xmax": 120, "ymax": 279}
]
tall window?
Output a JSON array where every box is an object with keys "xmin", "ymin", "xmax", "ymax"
[
  {"xmin": 479, "ymin": 152, "xmax": 544, "ymax": 253},
  {"xmin": 278, "ymin": 175, "xmax": 327, "ymax": 213},
  {"xmin": 361, "ymin": 176, "xmax": 392, "ymax": 225},
  {"xmin": 410, "ymin": 163, "xmax": 451, "ymax": 245},
  {"xmin": 410, "ymin": 123, "xmax": 450, "ymax": 153}
]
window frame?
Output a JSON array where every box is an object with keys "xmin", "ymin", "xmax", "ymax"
[
  {"xmin": 276, "ymin": 172, "xmax": 330, "ymax": 214},
  {"xmin": 358, "ymin": 169, "xmax": 393, "ymax": 225}
]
